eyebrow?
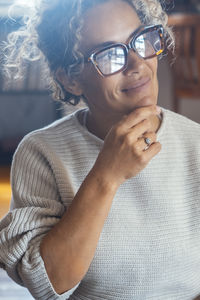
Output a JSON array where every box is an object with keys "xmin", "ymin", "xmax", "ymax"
[
  {"xmin": 87, "ymin": 41, "xmax": 117, "ymax": 55},
  {"xmin": 86, "ymin": 25, "xmax": 143, "ymax": 56}
]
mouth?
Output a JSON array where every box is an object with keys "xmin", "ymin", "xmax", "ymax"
[{"xmin": 121, "ymin": 77, "xmax": 151, "ymax": 93}]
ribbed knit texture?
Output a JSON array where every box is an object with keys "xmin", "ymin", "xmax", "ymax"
[{"xmin": 0, "ymin": 107, "xmax": 200, "ymax": 300}]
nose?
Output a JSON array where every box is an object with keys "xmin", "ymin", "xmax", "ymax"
[{"xmin": 123, "ymin": 49, "xmax": 145, "ymax": 76}]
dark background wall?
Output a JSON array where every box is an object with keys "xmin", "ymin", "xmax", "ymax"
[{"xmin": 0, "ymin": 17, "xmax": 63, "ymax": 164}]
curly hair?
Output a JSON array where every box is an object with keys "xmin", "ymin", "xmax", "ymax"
[{"xmin": 2, "ymin": 0, "xmax": 175, "ymax": 105}]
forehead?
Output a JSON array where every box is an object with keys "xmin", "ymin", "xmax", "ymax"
[{"xmin": 80, "ymin": 0, "xmax": 141, "ymax": 52}]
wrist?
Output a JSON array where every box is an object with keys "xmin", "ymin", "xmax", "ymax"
[{"xmin": 88, "ymin": 164, "xmax": 120, "ymax": 195}]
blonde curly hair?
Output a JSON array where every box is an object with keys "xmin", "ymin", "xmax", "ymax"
[{"xmin": 2, "ymin": 0, "xmax": 174, "ymax": 105}]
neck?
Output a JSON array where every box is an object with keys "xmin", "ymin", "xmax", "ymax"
[{"xmin": 85, "ymin": 110, "xmax": 162, "ymax": 140}]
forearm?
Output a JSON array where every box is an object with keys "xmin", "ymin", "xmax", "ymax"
[{"xmin": 40, "ymin": 166, "xmax": 118, "ymax": 294}]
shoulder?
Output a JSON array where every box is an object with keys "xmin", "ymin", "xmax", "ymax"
[
  {"xmin": 28, "ymin": 109, "xmax": 83, "ymax": 140},
  {"xmin": 15, "ymin": 109, "xmax": 83, "ymax": 152},
  {"xmin": 10, "ymin": 109, "xmax": 84, "ymax": 175},
  {"xmin": 161, "ymin": 107, "xmax": 200, "ymax": 137},
  {"xmin": 160, "ymin": 108, "xmax": 200, "ymax": 159}
]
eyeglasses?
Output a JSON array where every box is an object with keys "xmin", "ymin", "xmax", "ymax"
[{"xmin": 85, "ymin": 24, "xmax": 164, "ymax": 77}]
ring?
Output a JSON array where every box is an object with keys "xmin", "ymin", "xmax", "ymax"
[{"xmin": 144, "ymin": 137, "xmax": 151, "ymax": 145}]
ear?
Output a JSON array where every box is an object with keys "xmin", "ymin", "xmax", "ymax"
[{"xmin": 55, "ymin": 68, "xmax": 83, "ymax": 96}]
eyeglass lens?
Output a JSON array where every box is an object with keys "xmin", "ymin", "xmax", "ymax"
[
  {"xmin": 95, "ymin": 47, "xmax": 126, "ymax": 75},
  {"xmin": 134, "ymin": 30, "xmax": 162, "ymax": 58},
  {"xmin": 95, "ymin": 28, "xmax": 162, "ymax": 75}
]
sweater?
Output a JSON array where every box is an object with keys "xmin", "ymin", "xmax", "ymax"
[{"xmin": 0, "ymin": 107, "xmax": 200, "ymax": 300}]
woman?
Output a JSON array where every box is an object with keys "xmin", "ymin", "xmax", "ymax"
[{"xmin": 0, "ymin": 0, "xmax": 200, "ymax": 299}]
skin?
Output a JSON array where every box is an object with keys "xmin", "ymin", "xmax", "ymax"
[{"xmin": 40, "ymin": 0, "xmax": 162, "ymax": 294}]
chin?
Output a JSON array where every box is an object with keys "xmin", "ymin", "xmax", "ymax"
[
  {"xmin": 111, "ymin": 95, "xmax": 158, "ymax": 115},
  {"xmin": 134, "ymin": 96, "xmax": 157, "ymax": 108},
  {"xmin": 122, "ymin": 97, "xmax": 156, "ymax": 113}
]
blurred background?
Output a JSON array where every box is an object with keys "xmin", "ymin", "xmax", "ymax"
[{"xmin": 0, "ymin": 0, "xmax": 200, "ymax": 298}]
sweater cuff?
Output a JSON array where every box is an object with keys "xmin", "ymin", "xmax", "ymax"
[{"xmin": 19, "ymin": 239, "xmax": 80, "ymax": 300}]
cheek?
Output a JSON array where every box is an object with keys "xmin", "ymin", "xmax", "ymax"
[
  {"xmin": 148, "ymin": 59, "xmax": 158, "ymax": 93},
  {"xmin": 154, "ymin": 72, "xmax": 159, "ymax": 96},
  {"xmin": 79, "ymin": 67, "xmax": 118, "ymax": 102}
]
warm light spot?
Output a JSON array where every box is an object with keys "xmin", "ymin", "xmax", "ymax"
[
  {"xmin": 0, "ymin": 167, "xmax": 11, "ymax": 218},
  {"xmin": 0, "ymin": 183, "xmax": 12, "ymax": 199}
]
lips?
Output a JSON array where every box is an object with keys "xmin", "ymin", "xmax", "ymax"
[{"xmin": 122, "ymin": 77, "xmax": 151, "ymax": 92}]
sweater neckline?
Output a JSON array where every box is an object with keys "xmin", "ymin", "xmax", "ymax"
[{"xmin": 72, "ymin": 107, "xmax": 166, "ymax": 142}]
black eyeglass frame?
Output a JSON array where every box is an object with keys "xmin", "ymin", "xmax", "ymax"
[{"xmin": 85, "ymin": 24, "xmax": 165, "ymax": 77}]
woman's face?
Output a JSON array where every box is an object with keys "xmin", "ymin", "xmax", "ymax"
[{"xmin": 77, "ymin": 0, "xmax": 159, "ymax": 119}]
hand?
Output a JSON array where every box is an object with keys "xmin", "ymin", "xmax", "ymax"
[{"xmin": 93, "ymin": 105, "xmax": 162, "ymax": 187}]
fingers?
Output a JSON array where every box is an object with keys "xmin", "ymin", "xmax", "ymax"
[
  {"xmin": 119, "ymin": 105, "xmax": 161, "ymax": 130},
  {"xmin": 136, "ymin": 132, "xmax": 157, "ymax": 151},
  {"xmin": 131, "ymin": 118, "xmax": 153, "ymax": 141},
  {"xmin": 133, "ymin": 140, "xmax": 162, "ymax": 168},
  {"xmin": 142, "ymin": 141, "xmax": 162, "ymax": 160}
]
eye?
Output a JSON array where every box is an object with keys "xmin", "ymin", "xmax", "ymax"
[{"xmin": 97, "ymin": 49, "xmax": 114, "ymax": 60}]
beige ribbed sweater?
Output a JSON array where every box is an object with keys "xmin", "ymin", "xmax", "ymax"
[{"xmin": 0, "ymin": 107, "xmax": 200, "ymax": 300}]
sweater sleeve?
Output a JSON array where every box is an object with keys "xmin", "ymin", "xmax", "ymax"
[{"xmin": 0, "ymin": 134, "xmax": 80, "ymax": 299}]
